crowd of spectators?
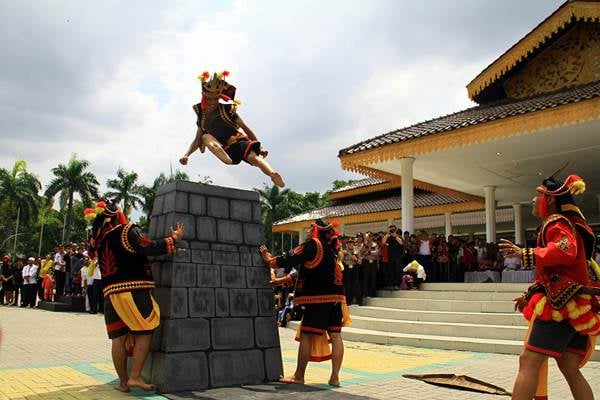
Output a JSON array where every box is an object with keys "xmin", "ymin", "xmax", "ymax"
[{"xmin": 0, "ymin": 243, "xmax": 102, "ymax": 314}]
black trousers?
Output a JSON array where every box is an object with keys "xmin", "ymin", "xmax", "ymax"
[
  {"xmin": 55, "ymin": 270, "xmax": 65, "ymax": 297},
  {"xmin": 361, "ymin": 261, "xmax": 378, "ymax": 298},
  {"xmin": 87, "ymin": 280, "xmax": 102, "ymax": 313},
  {"xmin": 385, "ymin": 255, "xmax": 403, "ymax": 287},
  {"xmin": 22, "ymin": 284, "xmax": 37, "ymax": 307},
  {"xmin": 343, "ymin": 264, "xmax": 362, "ymax": 306}
]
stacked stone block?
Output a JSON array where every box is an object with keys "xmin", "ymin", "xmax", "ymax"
[{"xmin": 144, "ymin": 181, "xmax": 283, "ymax": 392}]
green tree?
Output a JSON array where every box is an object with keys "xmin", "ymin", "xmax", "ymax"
[
  {"xmin": 105, "ymin": 168, "xmax": 146, "ymax": 217},
  {"xmin": 0, "ymin": 160, "xmax": 42, "ymax": 256},
  {"xmin": 45, "ymin": 154, "xmax": 99, "ymax": 243},
  {"xmin": 0, "ymin": 160, "xmax": 42, "ymax": 226},
  {"xmin": 255, "ymin": 184, "xmax": 303, "ymax": 249}
]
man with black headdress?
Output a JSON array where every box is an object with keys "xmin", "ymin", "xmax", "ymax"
[
  {"xmin": 499, "ymin": 168, "xmax": 599, "ymax": 400},
  {"xmin": 84, "ymin": 200, "xmax": 184, "ymax": 393},
  {"xmin": 179, "ymin": 70, "xmax": 285, "ymax": 187},
  {"xmin": 260, "ymin": 218, "xmax": 349, "ymax": 387}
]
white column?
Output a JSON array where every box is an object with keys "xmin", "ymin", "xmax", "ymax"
[
  {"xmin": 297, "ymin": 229, "xmax": 306, "ymax": 243},
  {"xmin": 512, "ymin": 203, "xmax": 523, "ymax": 246},
  {"xmin": 401, "ymin": 157, "xmax": 415, "ymax": 234},
  {"xmin": 340, "ymin": 224, "xmax": 346, "ymax": 235},
  {"xmin": 484, "ymin": 186, "xmax": 496, "ymax": 243},
  {"xmin": 444, "ymin": 212, "xmax": 452, "ymax": 239}
]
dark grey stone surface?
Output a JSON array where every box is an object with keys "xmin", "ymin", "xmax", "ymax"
[
  {"xmin": 209, "ymin": 350, "xmax": 265, "ymax": 387},
  {"xmin": 154, "ymin": 287, "xmax": 188, "ymax": 318},
  {"xmin": 163, "ymin": 191, "xmax": 176, "ymax": 214},
  {"xmin": 151, "ymin": 183, "xmax": 281, "ymax": 391},
  {"xmin": 153, "ymin": 194, "xmax": 165, "ymax": 216},
  {"xmin": 258, "ymin": 289, "xmax": 277, "ymax": 317},
  {"xmin": 255, "ymin": 317, "xmax": 280, "ymax": 348},
  {"xmin": 208, "ymin": 197, "xmax": 229, "ymax": 218},
  {"xmin": 211, "ymin": 318, "xmax": 254, "ymax": 350},
  {"xmin": 243, "ymin": 223, "xmax": 264, "ymax": 246},
  {"xmin": 196, "ymin": 216, "xmax": 216, "ymax": 242},
  {"xmin": 230, "ymin": 289, "xmax": 258, "ymax": 317},
  {"xmin": 197, "ymin": 264, "xmax": 220, "ymax": 287},
  {"xmin": 221, "ymin": 265, "xmax": 246, "ymax": 288},
  {"xmin": 218, "ymin": 220, "xmax": 243, "ymax": 244},
  {"xmin": 246, "ymin": 267, "xmax": 271, "ymax": 288},
  {"xmin": 156, "ymin": 181, "xmax": 260, "ymax": 202},
  {"xmin": 191, "ymin": 248, "xmax": 211, "ymax": 264},
  {"xmin": 265, "ymin": 347, "xmax": 284, "ymax": 381},
  {"xmin": 161, "ymin": 318, "xmax": 210, "ymax": 352},
  {"xmin": 213, "ymin": 250, "xmax": 239, "ymax": 265},
  {"xmin": 215, "ymin": 288, "xmax": 229, "ymax": 316},
  {"xmin": 189, "ymin": 288, "xmax": 215, "ymax": 317},
  {"xmin": 152, "ymin": 351, "xmax": 209, "ymax": 392},
  {"xmin": 211, "ymin": 243, "xmax": 238, "ymax": 252},
  {"xmin": 175, "ymin": 191, "xmax": 189, "ymax": 213},
  {"xmin": 252, "ymin": 202, "xmax": 262, "ymax": 223},
  {"xmin": 189, "ymin": 193, "xmax": 206, "ymax": 215},
  {"xmin": 230, "ymin": 199, "xmax": 252, "ymax": 222},
  {"xmin": 161, "ymin": 262, "xmax": 196, "ymax": 287}
]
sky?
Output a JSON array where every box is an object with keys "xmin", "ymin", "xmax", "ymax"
[{"xmin": 0, "ymin": 0, "xmax": 564, "ymax": 214}]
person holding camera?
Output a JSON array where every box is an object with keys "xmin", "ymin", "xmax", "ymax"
[{"xmin": 383, "ymin": 225, "xmax": 404, "ymax": 290}]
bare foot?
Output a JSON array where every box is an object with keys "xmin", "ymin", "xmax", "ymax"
[
  {"xmin": 127, "ymin": 376, "xmax": 155, "ymax": 391},
  {"xmin": 270, "ymin": 172, "xmax": 285, "ymax": 188},
  {"xmin": 179, "ymin": 156, "xmax": 188, "ymax": 165},
  {"xmin": 279, "ymin": 375, "xmax": 304, "ymax": 385},
  {"xmin": 328, "ymin": 378, "xmax": 340, "ymax": 387},
  {"xmin": 114, "ymin": 382, "xmax": 130, "ymax": 392}
]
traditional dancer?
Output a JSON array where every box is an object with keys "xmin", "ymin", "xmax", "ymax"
[
  {"xmin": 179, "ymin": 70, "xmax": 285, "ymax": 187},
  {"xmin": 499, "ymin": 168, "xmax": 600, "ymax": 400},
  {"xmin": 85, "ymin": 200, "xmax": 185, "ymax": 393},
  {"xmin": 260, "ymin": 219, "xmax": 350, "ymax": 387}
]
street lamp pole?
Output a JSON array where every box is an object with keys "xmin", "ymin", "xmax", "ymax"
[
  {"xmin": 12, "ymin": 207, "xmax": 20, "ymax": 259},
  {"xmin": 38, "ymin": 208, "xmax": 45, "ymax": 258}
]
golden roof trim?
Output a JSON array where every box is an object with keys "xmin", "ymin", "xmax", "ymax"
[
  {"xmin": 340, "ymin": 96, "xmax": 600, "ymax": 174},
  {"xmin": 467, "ymin": 1, "xmax": 600, "ymax": 100},
  {"xmin": 271, "ymin": 201, "xmax": 485, "ymax": 233}
]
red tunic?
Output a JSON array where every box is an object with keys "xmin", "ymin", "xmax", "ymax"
[{"xmin": 522, "ymin": 214, "xmax": 600, "ymax": 335}]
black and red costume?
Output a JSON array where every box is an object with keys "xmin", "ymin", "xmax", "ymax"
[
  {"xmin": 519, "ymin": 174, "xmax": 600, "ymax": 358},
  {"xmin": 193, "ymin": 73, "xmax": 261, "ymax": 165},
  {"xmin": 269, "ymin": 219, "xmax": 346, "ymax": 336},
  {"xmin": 86, "ymin": 201, "xmax": 177, "ymax": 339}
]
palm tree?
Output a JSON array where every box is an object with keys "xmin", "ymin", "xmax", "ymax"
[
  {"xmin": 105, "ymin": 168, "xmax": 146, "ymax": 217},
  {"xmin": 45, "ymin": 155, "xmax": 99, "ymax": 243},
  {"xmin": 0, "ymin": 160, "xmax": 42, "ymax": 225},
  {"xmin": 255, "ymin": 184, "xmax": 302, "ymax": 249}
]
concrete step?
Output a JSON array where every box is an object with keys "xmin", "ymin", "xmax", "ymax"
[
  {"xmin": 287, "ymin": 322, "xmax": 600, "ymax": 361},
  {"xmin": 420, "ymin": 283, "xmax": 530, "ymax": 292},
  {"xmin": 349, "ymin": 306, "xmax": 526, "ymax": 326},
  {"xmin": 350, "ymin": 315, "xmax": 527, "ymax": 341},
  {"xmin": 366, "ymin": 297, "xmax": 515, "ymax": 313},
  {"xmin": 38, "ymin": 301, "xmax": 71, "ymax": 312},
  {"xmin": 376, "ymin": 289, "xmax": 521, "ymax": 301}
]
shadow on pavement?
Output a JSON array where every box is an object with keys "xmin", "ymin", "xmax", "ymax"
[{"xmin": 164, "ymin": 382, "xmax": 375, "ymax": 400}]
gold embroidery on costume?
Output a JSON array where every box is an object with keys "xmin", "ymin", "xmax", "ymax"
[
  {"xmin": 556, "ymin": 236, "xmax": 571, "ymax": 251},
  {"xmin": 120, "ymin": 224, "xmax": 135, "ymax": 253}
]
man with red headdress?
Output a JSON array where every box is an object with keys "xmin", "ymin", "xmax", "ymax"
[
  {"xmin": 260, "ymin": 218, "xmax": 349, "ymax": 387},
  {"xmin": 179, "ymin": 70, "xmax": 285, "ymax": 188},
  {"xmin": 499, "ymin": 168, "xmax": 600, "ymax": 400},
  {"xmin": 85, "ymin": 200, "xmax": 185, "ymax": 393}
]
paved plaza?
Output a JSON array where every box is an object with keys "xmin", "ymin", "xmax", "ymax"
[{"xmin": 1, "ymin": 306, "xmax": 599, "ymax": 399}]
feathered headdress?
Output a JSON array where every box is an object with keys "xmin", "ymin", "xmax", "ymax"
[
  {"xmin": 197, "ymin": 70, "xmax": 237, "ymax": 101},
  {"xmin": 536, "ymin": 162, "xmax": 586, "ymax": 219}
]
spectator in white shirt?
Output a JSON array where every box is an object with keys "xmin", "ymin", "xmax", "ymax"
[
  {"xmin": 503, "ymin": 254, "xmax": 523, "ymax": 270},
  {"xmin": 53, "ymin": 246, "xmax": 66, "ymax": 297},
  {"xmin": 22, "ymin": 257, "xmax": 39, "ymax": 308}
]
